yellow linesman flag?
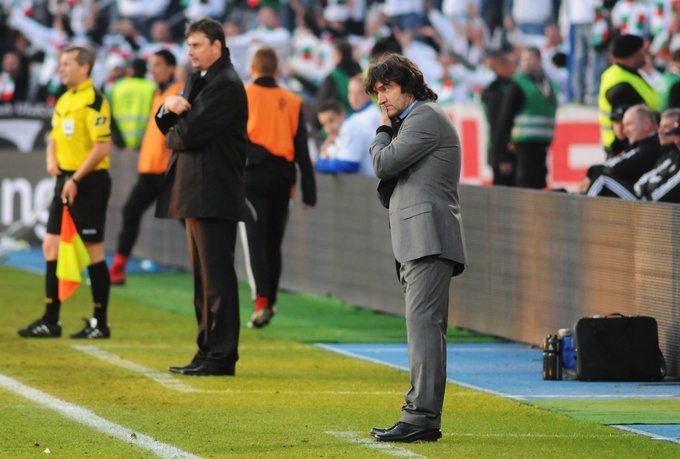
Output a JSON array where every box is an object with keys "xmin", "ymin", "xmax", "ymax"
[{"xmin": 56, "ymin": 206, "xmax": 90, "ymax": 301}]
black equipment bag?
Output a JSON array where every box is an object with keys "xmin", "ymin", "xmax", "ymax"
[{"xmin": 574, "ymin": 314, "xmax": 666, "ymax": 381}]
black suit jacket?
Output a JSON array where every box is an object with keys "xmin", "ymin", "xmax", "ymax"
[{"xmin": 155, "ymin": 54, "xmax": 248, "ymax": 221}]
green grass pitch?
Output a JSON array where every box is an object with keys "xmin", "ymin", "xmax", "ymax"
[{"xmin": 1, "ymin": 265, "xmax": 678, "ymax": 457}]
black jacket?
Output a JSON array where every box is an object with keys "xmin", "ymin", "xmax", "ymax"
[
  {"xmin": 155, "ymin": 54, "xmax": 248, "ymax": 220},
  {"xmin": 481, "ymin": 76, "xmax": 513, "ymax": 167},
  {"xmin": 603, "ymin": 133, "xmax": 661, "ymax": 184}
]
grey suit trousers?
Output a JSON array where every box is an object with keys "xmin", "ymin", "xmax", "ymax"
[{"xmin": 399, "ymin": 256, "xmax": 454, "ymax": 429}]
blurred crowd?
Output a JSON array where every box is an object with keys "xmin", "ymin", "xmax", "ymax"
[
  {"xmin": 4, "ymin": 0, "xmax": 680, "ymax": 197},
  {"xmin": 2, "ymin": 0, "xmax": 679, "ymax": 108}
]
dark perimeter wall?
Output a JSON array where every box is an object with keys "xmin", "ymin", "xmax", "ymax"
[{"xmin": 3, "ymin": 151, "xmax": 678, "ymax": 375}]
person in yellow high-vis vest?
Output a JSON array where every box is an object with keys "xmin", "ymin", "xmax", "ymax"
[
  {"xmin": 598, "ymin": 34, "xmax": 660, "ymax": 151},
  {"xmin": 110, "ymin": 58, "xmax": 156, "ymax": 149},
  {"xmin": 491, "ymin": 46, "xmax": 558, "ymax": 189}
]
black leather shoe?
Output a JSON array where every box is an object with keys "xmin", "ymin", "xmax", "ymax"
[
  {"xmin": 373, "ymin": 422, "xmax": 441, "ymax": 443},
  {"xmin": 370, "ymin": 423, "xmax": 398, "ymax": 436},
  {"xmin": 168, "ymin": 362, "xmax": 201, "ymax": 373},
  {"xmin": 168, "ymin": 352, "xmax": 206, "ymax": 374},
  {"xmin": 178, "ymin": 363, "xmax": 235, "ymax": 376}
]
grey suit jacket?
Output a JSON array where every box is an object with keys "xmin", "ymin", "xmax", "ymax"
[{"xmin": 370, "ymin": 100, "xmax": 467, "ymax": 270}]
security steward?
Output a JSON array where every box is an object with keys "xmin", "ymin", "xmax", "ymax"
[
  {"xmin": 598, "ymin": 34, "xmax": 660, "ymax": 150},
  {"xmin": 491, "ymin": 46, "xmax": 558, "ymax": 189},
  {"xmin": 18, "ymin": 45, "xmax": 113, "ymax": 339},
  {"xmin": 110, "ymin": 58, "xmax": 156, "ymax": 149},
  {"xmin": 241, "ymin": 47, "xmax": 316, "ymax": 328}
]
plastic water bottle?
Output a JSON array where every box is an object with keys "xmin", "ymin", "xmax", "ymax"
[
  {"xmin": 140, "ymin": 259, "xmax": 157, "ymax": 272},
  {"xmin": 542, "ymin": 335, "xmax": 562, "ymax": 380},
  {"xmin": 558, "ymin": 328, "xmax": 576, "ymax": 371}
]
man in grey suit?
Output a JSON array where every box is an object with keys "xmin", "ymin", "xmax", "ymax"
[{"xmin": 365, "ymin": 54, "xmax": 467, "ymax": 443}]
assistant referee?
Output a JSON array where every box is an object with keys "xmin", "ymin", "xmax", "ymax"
[{"xmin": 18, "ymin": 46, "xmax": 113, "ymax": 339}]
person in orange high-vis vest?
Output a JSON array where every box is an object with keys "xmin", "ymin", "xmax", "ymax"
[
  {"xmin": 242, "ymin": 47, "xmax": 316, "ymax": 328},
  {"xmin": 109, "ymin": 50, "xmax": 184, "ymax": 285}
]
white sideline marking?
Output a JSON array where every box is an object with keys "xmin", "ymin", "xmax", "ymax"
[
  {"xmin": 444, "ymin": 432, "xmax": 620, "ymax": 438},
  {"xmin": 610, "ymin": 425, "xmax": 680, "ymax": 445},
  {"xmin": 0, "ymin": 373, "xmax": 200, "ymax": 458},
  {"xmin": 73, "ymin": 345, "xmax": 433, "ymax": 396},
  {"xmin": 325, "ymin": 431, "xmax": 425, "ymax": 458},
  {"xmin": 73, "ymin": 345, "xmax": 201, "ymax": 393}
]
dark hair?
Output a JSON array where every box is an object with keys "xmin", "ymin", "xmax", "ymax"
[
  {"xmin": 63, "ymin": 46, "xmax": 96, "ymax": 76},
  {"xmin": 154, "ymin": 49, "xmax": 177, "ymax": 67},
  {"xmin": 131, "ymin": 58, "xmax": 147, "ymax": 78},
  {"xmin": 523, "ymin": 46, "xmax": 542, "ymax": 60},
  {"xmin": 317, "ymin": 99, "xmax": 344, "ymax": 115},
  {"xmin": 370, "ymin": 36, "xmax": 402, "ymax": 60},
  {"xmin": 333, "ymin": 38, "xmax": 354, "ymax": 63},
  {"xmin": 673, "ymin": 49, "xmax": 680, "ymax": 63},
  {"xmin": 364, "ymin": 54, "xmax": 437, "ymax": 101},
  {"xmin": 186, "ymin": 18, "xmax": 225, "ymax": 50},
  {"xmin": 251, "ymin": 47, "xmax": 278, "ymax": 76}
]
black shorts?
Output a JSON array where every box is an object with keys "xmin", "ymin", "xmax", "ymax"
[{"xmin": 46, "ymin": 170, "xmax": 112, "ymax": 243}]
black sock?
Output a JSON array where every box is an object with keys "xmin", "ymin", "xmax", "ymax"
[
  {"xmin": 88, "ymin": 261, "xmax": 110, "ymax": 326},
  {"xmin": 42, "ymin": 260, "xmax": 61, "ymax": 324}
]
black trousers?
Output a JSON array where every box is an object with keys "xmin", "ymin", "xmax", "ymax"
[
  {"xmin": 243, "ymin": 178, "xmax": 291, "ymax": 307},
  {"xmin": 185, "ymin": 218, "xmax": 240, "ymax": 367},
  {"xmin": 514, "ymin": 141, "xmax": 549, "ymax": 189},
  {"xmin": 116, "ymin": 173, "xmax": 164, "ymax": 256},
  {"xmin": 492, "ymin": 161, "xmax": 516, "ymax": 186}
]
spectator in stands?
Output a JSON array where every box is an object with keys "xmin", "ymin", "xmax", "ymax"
[
  {"xmin": 659, "ymin": 49, "xmax": 680, "ymax": 110},
  {"xmin": 562, "ymin": 0, "xmax": 597, "ymax": 104},
  {"xmin": 382, "ymin": 0, "xmax": 425, "ymax": 32},
  {"xmin": 598, "ymin": 34, "xmax": 660, "ymax": 150},
  {"xmin": 611, "ymin": 0, "xmax": 652, "ymax": 38},
  {"xmin": 109, "ymin": 50, "xmax": 184, "ymax": 285},
  {"xmin": 634, "ymin": 108, "xmax": 680, "ymax": 202},
  {"xmin": 491, "ymin": 46, "xmax": 559, "ymax": 189},
  {"xmin": 227, "ymin": 6, "xmax": 292, "ymax": 80},
  {"xmin": 506, "ymin": 0, "xmax": 554, "ymax": 48},
  {"xmin": 109, "ymin": 58, "xmax": 156, "ymax": 150},
  {"xmin": 316, "ymin": 100, "xmax": 345, "ymax": 163},
  {"xmin": 0, "ymin": 51, "xmax": 27, "ymax": 102},
  {"xmin": 587, "ymin": 103, "xmax": 661, "ymax": 198},
  {"xmin": 316, "ymin": 38, "xmax": 362, "ymax": 115},
  {"xmin": 183, "ymin": 0, "xmax": 227, "ymax": 23},
  {"xmin": 116, "ymin": 0, "xmax": 172, "ymax": 38},
  {"xmin": 241, "ymin": 47, "xmax": 316, "ymax": 329},
  {"xmin": 316, "ymin": 74, "xmax": 378, "ymax": 175},
  {"xmin": 640, "ymin": 50, "xmax": 664, "ymax": 93},
  {"xmin": 482, "ymin": 47, "xmax": 518, "ymax": 186},
  {"xmin": 138, "ymin": 19, "xmax": 184, "ymax": 64}
]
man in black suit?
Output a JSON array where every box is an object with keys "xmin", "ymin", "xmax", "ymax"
[{"xmin": 154, "ymin": 18, "xmax": 248, "ymax": 376}]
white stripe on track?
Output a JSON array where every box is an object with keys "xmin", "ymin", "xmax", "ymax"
[
  {"xmin": 325, "ymin": 431, "xmax": 426, "ymax": 458},
  {"xmin": 314, "ymin": 343, "xmax": 517, "ymax": 400},
  {"xmin": 610, "ymin": 425, "xmax": 680, "ymax": 445},
  {"xmin": 0, "ymin": 373, "xmax": 201, "ymax": 458}
]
